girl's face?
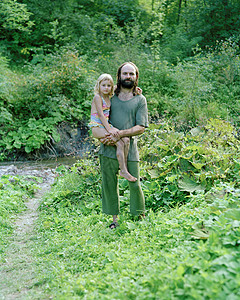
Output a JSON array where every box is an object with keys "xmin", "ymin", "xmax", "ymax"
[{"xmin": 99, "ymin": 79, "xmax": 112, "ymax": 96}]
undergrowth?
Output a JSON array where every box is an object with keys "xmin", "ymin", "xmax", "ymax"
[
  {"xmin": 30, "ymin": 118, "xmax": 240, "ymax": 299},
  {"xmin": 33, "ymin": 181, "xmax": 240, "ymax": 299},
  {"xmin": 0, "ymin": 118, "xmax": 239, "ymax": 298}
]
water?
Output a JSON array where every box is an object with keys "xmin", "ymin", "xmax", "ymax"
[{"xmin": 0, "ymin": 156, "xmax": 82, "ymax": 177}]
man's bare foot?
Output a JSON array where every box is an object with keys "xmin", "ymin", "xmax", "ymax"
[
  {"xmin": 109, "ymin": 221, "xmax": 119, "ymax": 229},
  {"xmin": 119, "ymin": 170, "xmax": 137, "ymax": 182}
]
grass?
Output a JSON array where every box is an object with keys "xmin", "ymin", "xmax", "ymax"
[
  {"xmin": 1, "ymin": 122, "xmax": 240, "ymax": 298},
  {"xmin": 30, "ymin": 171, "xmax": 240, "ymax": 299},
  {"xmin": 0, "ymin": 175, "xmax": 39, "ymax": 261}
]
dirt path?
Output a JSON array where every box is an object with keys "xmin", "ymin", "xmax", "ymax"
[{"xmin": 0, "ymin": 172, "xmax": 55, "ymax": 300}]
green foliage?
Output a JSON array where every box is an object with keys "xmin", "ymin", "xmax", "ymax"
[
  {"xmin": 40, "ymin": 159, "xmax": 102, "ymax": 214},
  {"xmin": 149, "ymin": 40, "xmax": 240, "ymax": 126},
  {"xmin": 160, "ymin": 25, "xmax": 202, "ymax": 64},
  {"xmin": 182, "ymin": 0, "xmax": 240, "ymax": 48},
  {"xmin": 0, "ymin": 117, "xmax": 61, "ymax": 154},
  {"xmin": 0, "ymin": 0, "xmax": 34, "ymax": 32},
  {"xmin": 0, "ymin": 0, "xmax": 34, "ymax": 59},
  {"xmin": 139, "ymin": 119, "xmax": 240, "ymax": 211},
  {"xmin": 14, "ymin": 49, "xmax": 94, "ymax": 122},
  {"xmin": 0, "ymin": 49, "xmax": 96, "ymax": 155},
  {"xmin": 31, "ymin": 177, "xmax": 240, "ymax": 299}
]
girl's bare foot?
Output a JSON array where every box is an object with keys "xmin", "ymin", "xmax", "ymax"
[{"xmin": 119, "ymin": 170, "xmax": 137, "ymax": 182}]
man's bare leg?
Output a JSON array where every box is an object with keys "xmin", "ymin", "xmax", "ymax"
[
  {"xmin": 109, "ymin": 215, "xmax": 119, "ymax": 229},
  {"xmin": 116, "ymin": 139, "xmax": 137, "ymax": 182}
]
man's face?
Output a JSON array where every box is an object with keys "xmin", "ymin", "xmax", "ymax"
[{"xmin": 120, "ymin": 64, "xmax": 137, "ymax": 89}]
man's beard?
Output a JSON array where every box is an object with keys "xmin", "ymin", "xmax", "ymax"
[{"xmin": 120, "ymin": 78, "xmax": 135, "ymax": 89}]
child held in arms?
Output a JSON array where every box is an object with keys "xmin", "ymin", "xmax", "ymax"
[{"xmin": 89, "ymin": 73, "xmax": 137, "ymax": 182}]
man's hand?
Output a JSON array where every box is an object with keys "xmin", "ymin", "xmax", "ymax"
[
  {"xmin": 100, "ymin": 132, "xmax": 120, "ymax": 145},
  {"xmin": 136, "ymin": 86, "xmax": 142, "ymax": 95},
  {"xmin": 108, "ymin": 128, "xmax": 119, "ymax": 137}
]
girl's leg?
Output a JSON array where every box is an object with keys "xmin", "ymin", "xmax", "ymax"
[
  {"xmin": 92, "ymin": 127, "xmax": 108, "ymax": 139},
  {"xmin": 116, "ymin": 139, "xmax": 137, "ymax": 182},
  {"xmin": 122, "ymin": 137, "xmax": 130, "ymax": 166}
]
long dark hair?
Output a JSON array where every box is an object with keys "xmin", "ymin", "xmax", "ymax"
[{"xmin": 115, "ymin": 62, "xmax": 139, "ymax": 96}]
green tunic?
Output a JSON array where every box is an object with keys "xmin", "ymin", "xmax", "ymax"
[{"xmin": 99, "ymin": 94, "xmax": 148, "ymax": 161}]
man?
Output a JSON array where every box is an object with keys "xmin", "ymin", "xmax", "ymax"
[{"xmin": 99, "ymin": 62, "xmax": 148, "ymax": 229}]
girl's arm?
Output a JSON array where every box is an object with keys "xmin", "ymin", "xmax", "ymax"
[{"xmin": 94, "ymin": 95, "xmax": 118, "ymax": 135}]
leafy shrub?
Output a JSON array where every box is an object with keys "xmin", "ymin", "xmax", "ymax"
[
  {"xmin": 40, "ymin": 159, "xmax": 102, "ymax": 214},
  {"xmin": 0, "ymin": 117, "xmax": 61, "ymax": 154},
  {"xmin": 175, "ymin": 41, "xmax": 240, "ymax": 125},
  {"xmin": 0, "ymin": 49, "xmax": 96, "ymax": 156},
  {"xmin": 139, "ymin": 119, "xmax": 240, "ymax": 212}
]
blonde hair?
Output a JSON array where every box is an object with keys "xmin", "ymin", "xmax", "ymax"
[{"xmin": 94, "ymin": 73, "xmax": 114, "ymax": 96}]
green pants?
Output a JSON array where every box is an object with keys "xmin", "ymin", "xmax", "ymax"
[{"xmin": 99, "ymin": 155, "xmax": 145, "ymax": 216}]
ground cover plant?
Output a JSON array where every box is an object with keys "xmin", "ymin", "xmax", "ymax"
[
  {"xmin": 139, "ymin": 119, "xmax": 240, "ymax": 211},
  {"xmin": 0, "ymin": 175, "xmax": 39, "ymax": 261},
  {"xmin": 27, "ymin": 118, "xmax": 240, "ymax": 299}
]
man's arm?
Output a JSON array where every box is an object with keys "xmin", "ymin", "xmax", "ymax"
[
  {"xmin": 119, "ymin": 125, "xmax": 145, "ymax": 138},
  {"xmin": 100, "ymin": 125, "xmax": 145, "ymax": 145}
]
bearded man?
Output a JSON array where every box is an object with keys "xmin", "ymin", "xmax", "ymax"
[{"xmin": 99, "ymin": 62, "xmax": 148, "ymax": 229}]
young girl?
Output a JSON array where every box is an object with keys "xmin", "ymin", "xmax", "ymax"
[{"xmin": 89, "ymin": 73, "xmax": 137, "ymax": 182}]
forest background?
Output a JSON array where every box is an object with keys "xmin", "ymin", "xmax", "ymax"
[{"xmin": 0, "ymin": 0, "xmax": 240, "ymax": 159}]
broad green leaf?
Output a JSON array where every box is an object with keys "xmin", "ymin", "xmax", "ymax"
[
  {"xmin": 191, "ymin": 162, "xmax": 205, "ymax": 170},
  {"xmin": 191, "ymin": 229, "xmax": 209, "ymax": 239},
  {"xmin": 148, "ymin": 169, "xmax": 160, "ymax": 179},
  {"xmin": 190, "ymin": 127, "xmax": 203, "ymax": 136},
  {"xmin": 178, "ymin": 176, "xmax": 205, "ymax": 192},
  {"xmin": 223, "ymin": 209, "xmax": 240, "ymax": 221},
  {"xmin": 167, "ymin": 175, "xmax": 178, "ymax": 182},
  {"xmin": 191, "ymin": 222, "xmax": 209, "ymax": 239},
  {"xmin": 176, "ymin": 265, "xmax": 185, "ymax": 276}
]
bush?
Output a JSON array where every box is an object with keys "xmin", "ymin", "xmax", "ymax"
[
  {"xmin": 0, "ymin": 48, "xmax": 97, "ymax": 156},
  {"xmin": 139, "ymin": 119, "xmax": 240, "ymax": 212}
]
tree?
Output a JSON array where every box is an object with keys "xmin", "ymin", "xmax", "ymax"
[
  {"xmin": 0, "ymin": 0, "xmax": 34, "ymax": 59},
  {"xmin": 182, "ymin": 0, "xmax": 240, "ymax": 47}
]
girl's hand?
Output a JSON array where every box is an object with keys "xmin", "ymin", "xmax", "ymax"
[{"xmin": 136, "ymin": 86, "xmax": 142, "ymax": 95}]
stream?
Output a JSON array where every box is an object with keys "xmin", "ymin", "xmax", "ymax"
[{"xmin": 0, "ymin": 156, "xmax": 82, "ymax": 178}]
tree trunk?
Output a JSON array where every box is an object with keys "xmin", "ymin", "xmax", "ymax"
[{"xmin": 177, "ymin": 0, "xmax": 183, "ymax": 24}]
